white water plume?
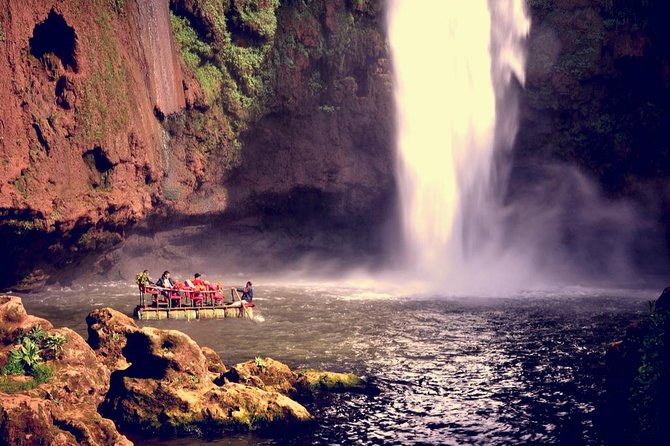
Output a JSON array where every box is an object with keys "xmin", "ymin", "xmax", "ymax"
[{"xmin": 388, "ymin": 1, "xmax": 531, "ymax": 291}]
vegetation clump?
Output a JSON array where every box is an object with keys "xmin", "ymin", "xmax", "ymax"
[
  {"xmin": 296, "ymin": 369, "xmax": 367, "ymax": 393},
  {"xmin": 0, "ymin": 325, "xmax": 65, "ymax": 392},
  {"xmin": 254, "ymin": 355, "xmax": 266, "ymax": 368},
  {"xmin": 605, "ymin": 289, "xmax": 670, "ymax": 446}
]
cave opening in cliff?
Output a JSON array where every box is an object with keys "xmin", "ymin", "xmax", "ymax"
[
  {"xmin": 83, "ymin": 147, "xmax": 114, "ymax": 190},
  {"xmin": 30, "ymin": 10, "xmax": 78, "ymax": 72}
]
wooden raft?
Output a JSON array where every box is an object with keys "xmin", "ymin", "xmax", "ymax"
[{"xmin": 134, "ymin": 304, "xmax": 255, "ymax": 321}]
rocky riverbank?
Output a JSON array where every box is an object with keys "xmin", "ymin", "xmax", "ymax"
[
  {"xmin": 0, "ymin": 296, "xmax": 370, "ymax": 444},
  {"xmin": 603, "ymin": 287, "xmax": 670, "ymax": 446}
]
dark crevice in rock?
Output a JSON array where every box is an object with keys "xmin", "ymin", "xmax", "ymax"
[
  {"xmin": 82, "ymin": 147, "xmax": 114, "ymax": 190},
  {"xmin": 82, "ymin": 147, "xmax": 114, "ymax": 173},
  {"xmin": 51, "ymin": 417, "xmax": 85, "ymax": 444},
  {"xmin": 29, "ymin": 10, "xmax": 78, "ymax": 72},
  {"xmin": 32, "ymin": 123, "xmax": 50, "ymax": 155},
  {"xmin": 153, "ymin": 106, "xmax": 165, "ymax": 121},
  {"xmin": 121, "ymin": 332, "xmax": 169, "ymax": 379},
  {"xmin": 55, "ymin": 75, "xmax": 75, "ymax": 109}
]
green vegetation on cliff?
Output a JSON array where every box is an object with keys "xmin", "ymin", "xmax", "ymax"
[
  {"xmin": 167, "ymin": 0, "xmax": 385, "ymax": 173},
  {"xmin": 167, "ymin": 0, "xmax": 282, "ymax": 171},
  {"xmin": 77, "ymin": 0, "xmax": 130, "ymax": 144}
]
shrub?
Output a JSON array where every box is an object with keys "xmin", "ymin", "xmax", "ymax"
[
  {"xmin": 254, "ymin": 356, "xmax": 266, "ymax": 368},
  {"xmin": 30, "ymin": 362, "xmax": 53, "ymax": 384},
  {"xmin": 18, "ymin": 337, "xmax": 42, "ymax": 368},
  {"xmin": 43, "ymin": 333, "xmax": 67, "ymax": 360},
  {"xmin": 28, "ymin": 325, "xmax": 47, "ymax": 343},
  {"xmin": 0, "ymin": 350, "xmax": 26, "ymax": 375}
]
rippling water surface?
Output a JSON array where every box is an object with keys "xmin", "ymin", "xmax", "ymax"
[{"xmin": 18, "ymin": 282, "xmax": 653, "ymax": 445}]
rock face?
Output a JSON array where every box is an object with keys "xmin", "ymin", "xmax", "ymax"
[
  {"xmin": 221, "ymin": 357, "xmax": 311, "ymax": 400},
  {"xmin": 514, "ymin": 1, "xmax": 670, "ymax": 257},
  {"xmin": 0, "ymin": 0, "xmax": 185, "ymax": 289},
  {"xmin": 0, "ymin": 0, "xmax": 394, "ymax": 290},
  {"xmin": 0, "ymin": 296, "xmax": 131, "ymax": 446},
  {"xmin": 88, "ymin": 308, "xmax": 312, "ymax": 435}
]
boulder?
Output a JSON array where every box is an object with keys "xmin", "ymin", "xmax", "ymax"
[
  {"xmin": 0, "ymin": 295, "xmax": 53, "ymax": 344},
  {"xmin": 0, "ymin": 296, "xmax": 131, "ymax": 446},
  {"xmin": 91, "ymin": 314, "xmax": 312, "ymax": 435},
  {"xmin": 202, "ymin": 346, "xmax": 228, "ymax": 374},
  {"xmin": 297, "ymin": 369, "xmax": 369, "ymax": 393},
  {"xmin": 219, "ymin": 357, "xmax": 311, "ymax": 399},
  {"xmin": 86, "ymin": 308, "xmax": 140, "ymax": 370}
]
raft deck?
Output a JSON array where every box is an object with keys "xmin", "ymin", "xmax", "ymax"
[{"xmin": 134, "ymin": 303, "xmax": 255, "ymax": 320}]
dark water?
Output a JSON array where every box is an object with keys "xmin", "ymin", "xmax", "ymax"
[{"xmin": 18, "ymin": 283, "xmax": 653, "ymax": 445}]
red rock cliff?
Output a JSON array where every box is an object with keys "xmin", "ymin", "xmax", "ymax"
[{"xmin": 0, "ymin": 0, "xmax": 394, "ymax": 289}]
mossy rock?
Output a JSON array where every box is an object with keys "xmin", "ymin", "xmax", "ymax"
[{"xmin": 296, "ymin": 369, "xmax": 369, "ymax": 393}]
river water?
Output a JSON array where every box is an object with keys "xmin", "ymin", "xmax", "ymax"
[{"xmin": 17, "ymin": 282, "xmax": 655, "ymax": 445}]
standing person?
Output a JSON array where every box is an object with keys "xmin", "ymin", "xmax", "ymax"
[{"xmin": 232, "ymin": 281, "xmax": 253, "ymax": 303}]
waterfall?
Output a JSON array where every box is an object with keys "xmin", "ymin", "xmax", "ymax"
[
  {"xmin": 137, "ymin": 0, "xmax": 185, "ymax": 116},
  {"xmin": 388, "ymin": 1, "xmax": 530, "ymax": 290}
]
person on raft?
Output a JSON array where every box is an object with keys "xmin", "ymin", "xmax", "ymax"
[
  {"xmin": 135, "ymin": 270, "xmax": 154, "ymax": 286},
  {"xmin": 192, "ymin": 273, "xmax": 217, "ymax": 291},
  {"xmin": 231, "ymin": 281, "xmax": 253, "ymax": 303},
  {"xmin": 156, "ymin": 270, "xmax": 175, "ymax": 296}
]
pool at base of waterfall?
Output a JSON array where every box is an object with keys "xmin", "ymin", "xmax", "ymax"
[{"xmin": 19, "ymin": 282, "xmax": 652, "ymax": 445}]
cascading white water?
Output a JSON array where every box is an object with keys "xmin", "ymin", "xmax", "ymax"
[{"xmin": 388, "ymin": 1, "xmax": 530, "ymax": 290}]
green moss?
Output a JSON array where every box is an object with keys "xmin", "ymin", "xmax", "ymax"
[
  {"xmin": 12, "ymin": 173, "xmax": 28, "ymax": 198},
  {"xmin": 196, "ymin": 63, "xmax": 224, "ymax": 104},
  {"xmin": 163, "ymin": 186, "xmax": 180, "ymax": 201},
  {"xmin": 170, "ymin": 12, "xmax": 214, "ymax": 71},
  {"xmin": 230, "ymin": 0, "xmax": 280, "ymax": 40},
  {"xmin": 0, "ymin": 376, "xmax": 37, "ymax": 394},
  {"xmin": 297, "ymin": 369, "xmax": 365, "ymax": 392},
  {"xmin": 77, "ymin": 228, "xmax": 122, "ymax": 250},
  {"xmin": 198, "ymin": 0, "xmax": 228, "ymax": 37},
  {"xmin": 2, "ymin": 219, "xmax": 42, "ymax": 234},
  {"xmin": 77, "ymin": 0, "xmax": 129, "ymax": 143}
]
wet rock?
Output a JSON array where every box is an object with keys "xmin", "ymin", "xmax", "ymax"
[
  {"xmin": 202, "ymin": 346, "xmax": 228, "ymax": 374},
  {"xmin": 297, "ymin": 369, "xmax": 369, "ymax": 393},
  {"xmin": 86, "ymin": 308, "xmax": 139, "ymax": 371},
  {"xmin": 0, "ymin": 295, "xmax": 53, "ymax": 343},
  {"xmin": 0, "ymin": 296, "xmax": 131, "ymax": 446},
  {"xmin": 220, "ymin": 357, "xmax": 311, "ymax": 399},
  {"xmin": 89, "ymin": 310, "xmax": 312, "ymax": 435}
]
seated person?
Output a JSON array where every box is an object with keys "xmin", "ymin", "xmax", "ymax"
[
  {"xmin": 156, "ymin": 270, "xmax": 175, "ymax": 289},
  {"xmin": 231, "ymin": 281, "xmax": 253, "ymax": 303},
  {"xmin": 193, "ymin": 273, "xmax": 217, "ymax": 291},
  {"xmin": 155, "ymin": 271, "xmax": 176, "ymax": 304}
]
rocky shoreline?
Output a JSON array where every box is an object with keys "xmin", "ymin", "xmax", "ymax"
[
  {"xmin": 603, "ymin": 288, "xmax": 670, "ymax": 446},
  {"xmin": 0, "ymin": 295, "xmax": 370, "ymax": 445}
]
